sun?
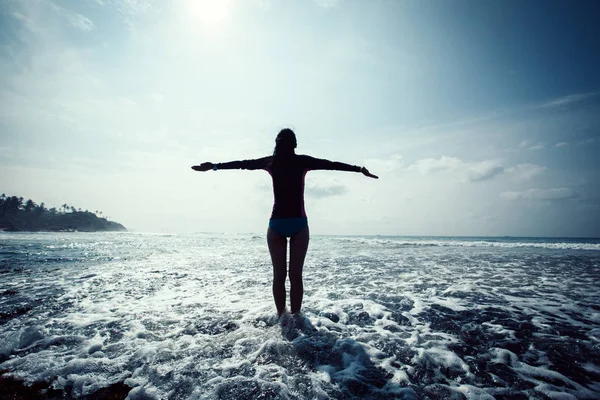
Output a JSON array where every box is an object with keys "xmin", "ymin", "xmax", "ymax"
[{"xmin": 186, "ymin": 0, "xmax": 233, "ymax": 29}]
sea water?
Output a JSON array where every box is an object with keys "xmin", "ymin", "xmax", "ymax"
[{"xmin": 1, "ymin": 232, "xmax": 599, "ymax": 399}]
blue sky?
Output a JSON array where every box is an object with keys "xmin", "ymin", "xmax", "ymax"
[{"xmin": 1, "ymin": 0, "xmax": 599, "ymax": 236}]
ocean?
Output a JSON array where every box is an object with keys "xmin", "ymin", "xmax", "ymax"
[{"xmin": 1, "ymin": 232, "xmax": 599, "ymax": 399}]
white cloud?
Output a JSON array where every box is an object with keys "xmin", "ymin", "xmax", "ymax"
[
  {"xmin": 151, "ymin": 92, "xmax": 163, "ymax": 103},
  {"xmin": 528, "ymin": 143, "xmax": 545, "ymax": 150},
  {"xmin": 506, "ymin": 163, "xmax": 546, "ymax": 180},
  {"xmin": 501, "ymin": 187, "xmax": 579, "ymax": 201},
  {"xmin": 466, "ymin": 213, "xmax": 497, "ymax": 221},
  {"xmin": 51, "ymin": 3, "xmax": 95, "ymax": 32},
  {"xmin": 119, "ymin": 96, "xmax": 137, "ymax": 107},
  {"xmin": 108, "ymin": 0, "xmax": 153, "ymax": 16},
  {"xmin": 91, "ymin": 0, "xmax": 153, "ymax": 28},
  {"xmin": 305, "ymin": 178, "xmax": 347, "ymax": 198},
  {"xmin": 466, "ymin": 161, "xmax": 504, "ymax": 182},
  {"xmin": 519, "ymin": 140, "xmax": 545, "ymax": 150},
  {"xmin": 408, "ymin": 156, "xmax": 547, "ymax": 183},
  {"xmin": 252, "ymin": 0, "xmax": 271, "ymax": 10},
  {"xmin": 554, "ymin": 142, "xmax": 568, "ymax": 148},
  {"xmin": 312, "ymin": 0, "xmax": 343, "ymax": 8},
  {"xmin": 541, "ymin": 92, "xmax": 598, "ymax": 109},
  {"xmin": 577, "ymin": 138, "xmax": 595, "ymax": 145},
  {"xmin": 364, "ymin": 154, "xmax": 403, "ymax": 173},
  {"xmin": 409, "ymin": 156, "xmax": 504, "ymax": 182},
  {"xmin": 0, "ymin": 146, "xmax": 13, "ymax": 156},
  {"xmin": 409, "ymin": 156, "xmax": 462, "ymax": 174},
  {"xmin": 30, "ymin": 2, "xmax": 95, "ymax": 32},
  {"xmin": 66, "ymin": 13, "xmax": 94, "ymax": 32},
  {"xmin": 11, "ymin": 12, "xmax": 39, "ymax": 32}
]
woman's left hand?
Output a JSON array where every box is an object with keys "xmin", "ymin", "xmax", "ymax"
[
  {"xmin": 191, "ymin": 162, "xmax": 213, "ymax": 172},
  {"xmin": 361, "ymin": 167, "xmax": 378, "ymax": 179}
]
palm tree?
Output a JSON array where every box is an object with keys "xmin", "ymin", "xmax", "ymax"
[
  {"xmin": 25, "ymin": 199, "xmax": 35, "ymax": 212},
  {"xmin": 6, "ymin": 196, "xmax": 21, "ymax": 212}
]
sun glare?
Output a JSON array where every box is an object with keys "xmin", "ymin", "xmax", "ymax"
[{"xmin": 187, "ymin": 0, "xmax": 233, "ymax": 29}]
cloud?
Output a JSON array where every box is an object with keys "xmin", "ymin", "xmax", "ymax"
[
  {"xmin": 540, "ymin": 92, "xmax": 598, "ymax": 109},
  {"xmin": 409, "ymin": 156, "xmax": 462, "ymax": 174},
  {"xmin": 0, "ymin": 146, "xmax": 13, "ymax": 158},
  {"xmin": 66, "ymin": 13, "xmax": 94, "ymax": 32},
  {"xmin": 11, "ymin": 12, "xmax": 40, "ymax": 32},
  {"xmin": 554, "ymin": 142, "xmax": 568, "ymax": 148},
  {"xmin": 119, "ymin": 96, "xmax": 137, "ymax": 107},
  {"xmin": 91, "ymin": 0, "xmax": 153, "ymax": 28},
  {"xmin": 506, "ymin": 163, "xmax": 546, "ymax": 180},
  {"xmin": 577, "ymin": 138, "xmax": 596, "ymax": 145},
  {"xmin": 409, "ymin": 156, "xmax": 547, "ymax": 183},
  {"xmin": 528, "ymin": 143, "xmax": 545, "ymax": 150},
  {"xmin": 466, "ymin": 161, "xmax": 504, "ymax": 182},
  {"xmin": 151, "ymin": 92, "xmax": 163, "ymax": 103},
  {"xmin": 579, "ymin": 196, "xmax": 600, "ymax": 209},
  {"xmin": 364, "ymin": 154, "xmax": 403, "ymax": 173},
  {"xmin": 252, "ymin": 0, "xmax": 271, "ymax": 10},
  {"xmin": 466, "ymin": 213, "xmax": 497, "ymax": 221},
  {"xmin": 501, "ymin": 187, "xmax": 579, "ymax": 201},
  {"xmin": 105, "ymin": 0, "xmax": 153, "ymax": 15},
  {"xmin": 312, "ymin": 0, "xmax": 343, "ymax": 7},
  {"xmin": 50, "ymin": 3, "xmax": 95, "ymax": 32},
  {"xmin": 305, "ymin": 179, "xmax": 347, "ymax": 198},
  {"xmin": 409, "ymin": 156, "xmax": 504, "ymax": 182},
  {"xmin": 519, "ymin": 140, "xmax": 545, "ymax": 150}
]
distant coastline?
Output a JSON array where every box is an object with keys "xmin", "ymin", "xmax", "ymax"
[{"xmin": 0, "ymin": 194, "xmax": 126, "ymax": 232}]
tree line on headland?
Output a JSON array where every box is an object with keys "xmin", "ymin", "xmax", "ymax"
[{"xmin": 0, "ymin": 194, "xmax": 126, "ymax": 232}]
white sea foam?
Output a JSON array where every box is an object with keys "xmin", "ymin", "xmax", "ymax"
[
  {"xmin": 333, "ymin": 236, "xmax": 600, "ymax": 251},
  {"xmin": 0, "ymin": 232, "xmax": 598, "ymax": 398}
]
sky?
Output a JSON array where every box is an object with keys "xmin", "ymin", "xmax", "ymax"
[{"xmin": 1, "ymin": 0, "xmax": 599, "ymax": 237}]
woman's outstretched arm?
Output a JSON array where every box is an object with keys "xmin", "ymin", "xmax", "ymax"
[
  {"xmin": 304, "ymin": 156, "xmax": 379, "ymax": 179},
  {"xmin": 192, "ymin": 157, "xmax": 271, "ymax": 172}
]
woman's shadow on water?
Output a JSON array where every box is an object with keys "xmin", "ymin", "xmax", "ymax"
[{"xmin": 279, "ymin": 314, "xmax": 414, "ymax": 400}]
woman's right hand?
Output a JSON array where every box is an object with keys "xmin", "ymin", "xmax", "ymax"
[
  {"xmin": 191, "ymin": 162, "xmax": 213, "ymax": 172},
  {"xmin": 361, "ymin": 167, "xmax": 379, "ymax": 179}
]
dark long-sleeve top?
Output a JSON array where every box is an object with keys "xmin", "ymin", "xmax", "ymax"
[{"xmin": 216, "ymin": 154, "xmax": 361, "ymax": 219}]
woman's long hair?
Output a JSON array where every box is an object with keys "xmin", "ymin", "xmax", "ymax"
[{"xmin": 271, "ymin": 128, "xmax": 297, "ymax": 167}]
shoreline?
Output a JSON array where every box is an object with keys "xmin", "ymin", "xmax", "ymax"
[{"xmin": 0, "ymin": 229, "xmax": 127, "ymax": 233}]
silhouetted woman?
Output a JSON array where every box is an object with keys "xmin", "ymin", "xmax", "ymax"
[{"xmin": 192, "ymin": 129, "xmax": 378, "ymax": 317}]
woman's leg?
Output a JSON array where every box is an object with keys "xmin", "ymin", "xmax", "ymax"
[
  {"xmin": 289, "ymin": 226, "xmax": 310, "ymax": 314},
  {"xmin": 267, "ymin": 227, "xmax": 288, "ymax": 316}
]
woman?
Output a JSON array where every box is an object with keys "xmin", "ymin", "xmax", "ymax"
[{"xmin": 192, "ymin": 128, "xmax": 378, "ymax": 317}]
